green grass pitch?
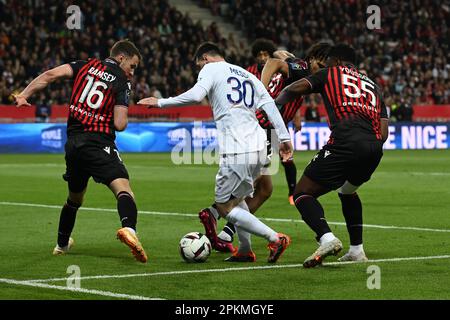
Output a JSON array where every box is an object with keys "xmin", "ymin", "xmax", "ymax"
[{"xmin": 0, "ymin": 150, "xmax": 449, "ymax": 300}]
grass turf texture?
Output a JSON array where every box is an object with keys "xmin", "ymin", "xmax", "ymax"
[{"xmin": 0, "ymin": 150, "xmax": 449, "ymax": 299}]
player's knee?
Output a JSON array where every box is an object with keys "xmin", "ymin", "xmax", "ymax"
[
  {"xmin": 67, "ymin": 197, "xmax": 82, "ymax": 208},
  {"xmin": 117, "ymin": 190, "xmax": 135, "ymax": 201},
  {"xmin": 68, "ymin": 192, "xmax": 84, "ymax": 207},
  {"xmin": 292, "ymin": 191, "xmax": 315, "ymax": 207},
  {"xmin": 338, "ymin": 181, "xmax": 359, "ymax": 195}
]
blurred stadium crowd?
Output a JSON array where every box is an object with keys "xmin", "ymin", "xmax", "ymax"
[{"xmin": 1, "ymin": 0, "xmax": 449, "ymax": 109}]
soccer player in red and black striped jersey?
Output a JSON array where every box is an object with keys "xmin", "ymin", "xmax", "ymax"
[
  {"xmin": 259, "ymin": 42, "xmax": 332, "ymax": 200},
  {"xmin": 248, "ymin": 39, "xmax": 304, "ymax": 206},
  {"xmin": 14, "ymin": 40, "xmax": 148, "ymax": 263},
  {"xmin": 276, "ymin": 44, "xmax": 389, "ymax": 268}
]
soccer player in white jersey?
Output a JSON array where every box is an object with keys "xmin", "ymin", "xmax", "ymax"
[{"xmin": 138, "ymin": 42, "xmax": 293, "ymax": 263}]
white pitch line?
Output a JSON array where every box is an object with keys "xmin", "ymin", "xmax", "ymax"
[
  {"xmin": 24, "ymin": 254, "xmax": 450, "ymax": 284},
  {"xmin": 1, "ymin": 201, "xmax": 450, "ymax": 233},
  {"xmin": 0, "ymin": 278, "xmax": 162, "ymax": 300}
]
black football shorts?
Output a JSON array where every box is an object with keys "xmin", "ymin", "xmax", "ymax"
[
  {"xmin": 63, "ymin": 133, "xmax": 129, "ymax": 193},
  {"xmin": 303, "ymin": 140, "xmax": 383, "ymax": 190}
]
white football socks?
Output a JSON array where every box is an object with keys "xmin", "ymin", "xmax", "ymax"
[
  {"xmin": 349, "ymin": 244, "xmax": 364, "ymax": 255},
  {"xmin": 319, "ymin": 232, "xmax": 337, "ymax": 245},
  {"xmin": 125, "ymin": 227, "xmax": 136, "ymax": 236},
  {"xmin": 225, "ymin": 204, "xmax": 278, "ymax": 243},
  {"xmin": 235, "ymin": 201, "xmax": 252, "ymax": 253},
  {"xmin": 236, "ymin": 227, "xmax": 252, "ymax": 253},
  {"xmin": 218, "ymin": 230, "xmax": 232, "ymax": 242}
]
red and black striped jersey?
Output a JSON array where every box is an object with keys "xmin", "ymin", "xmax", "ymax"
[
  {"xmin": 249, "ymin": 59, "xmax": 308, "ymax": 127},
  {"xmin": 304, "ymin": 64, "xmax": 388, "ymax": 142},
  {"xmin": 67, "ymin": 58, "xmax": 131, "ymax": 139}
]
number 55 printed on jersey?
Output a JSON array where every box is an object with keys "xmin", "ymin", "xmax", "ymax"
[
  {"xmin": 227, "ymin": 76, "xmax": 255, "ymax": 108},
  {"xmin": 341, "ymin": 74, "xmax": 377, "ymax": 106},
  {"xmin": 78, "ymin": 75, "xmax": 108, "ymax": 109}
]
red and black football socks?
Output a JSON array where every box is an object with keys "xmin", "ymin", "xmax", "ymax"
[
  {"xmin": 57, "ymin": 199, "xmax": 80, "ymax": 247},
  {"xmin": 117, "ymin": 191, "xmax": 137, "ymax": 231},
  {"xmin": 339, "ymin": 193, "xmax": 363, "ymax": 245}
]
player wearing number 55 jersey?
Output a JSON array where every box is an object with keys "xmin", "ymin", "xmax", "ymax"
[
  {"xmin": 139, "ymin": 42, "xmax": 293, "ymax": 263},
  {"xmin": 276, "ymin": 44, "xmax": 389, "ymax": 267},
  {"xmin": 14, "ymin": 40, "xmax": 148, "ymax": 263}
]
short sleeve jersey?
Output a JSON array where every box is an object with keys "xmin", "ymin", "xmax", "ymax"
[{"xmin": 67, "ymin": 58, "xmax": 131, "ymax": 139}]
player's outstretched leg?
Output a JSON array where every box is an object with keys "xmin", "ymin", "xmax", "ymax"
[
  {"xmin": 294, "ymin": 192, "xmax": 342, "ymax": 267},
  {"xmin": 220, "ymin": 200, "xmax": 291, "ymax": 263},
  {"xmin": 53, "ymin": 198, "xmax": 81, "ymax": 255},
  {"xmin": 224, "ymin": 201, "xmax": 254, "ymax": 262},
  {"xmin": 293, "ymin": 175, "xmax": 342, "ymax": 268},
  {"xmin": 115, "ymin": 190, "xmax": 147, "ymax": 263}
]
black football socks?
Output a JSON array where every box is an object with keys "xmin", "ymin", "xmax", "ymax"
[
  {"xmin": 57, "ymin": 199, "xmax": 80, "ymax": 247},
  {"xmin": 339, "ymin": 193, "xmax": 363, "ymax": 245},
  {"xmin": 117, "ymin": 191, "xmax": 137, "ymax": 231}
]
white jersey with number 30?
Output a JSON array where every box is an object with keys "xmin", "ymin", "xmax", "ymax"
[{"xmin": 196, "ymin": 61, "xmax": 273, "ymax": 155}]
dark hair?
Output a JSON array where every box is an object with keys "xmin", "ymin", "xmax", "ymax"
[
  {"xmin": 110, "ymin": 39, "xmax": 142, "ymax": 61},
  {"xmin": 328, "ymin": 43, "xmax": 357, "ymax": 64},
  {"xmin": 305, "ymin": 42, "xmax": 332, "ymax": 61},
  {"xmin": 193, "ymin": 42, "xmax": 224, "ymax": 61},
  {"xmin": 251, "ymin": 38, "xmax": 276, "ymax": 58}
]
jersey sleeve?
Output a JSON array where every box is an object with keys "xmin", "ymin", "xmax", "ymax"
[
  {"xmin": 286, "ymin": 58, "xmax": 310, "ymax": 83},
  {"xmin": 254, "ymin": 78, "xmax": 275, "ymax": 108},
  {"xmin": 196, "ymin": 64, "xmax": 215, "ymax": 93},
  {"xmin": 115, "ymin": 80, "xmax": 132, "ymax": 107},
  {"xmin": 68, "ymin": 60, "xmax": 87, "ymax": 78},
  {"xmin": 303, "ymin": 68, "xmax": 328, "ymax": 93}
]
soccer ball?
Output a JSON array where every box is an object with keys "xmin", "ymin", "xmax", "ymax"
[{"xmin": 179, "ymin": 232, "xmax": 211, "ymax": 263}]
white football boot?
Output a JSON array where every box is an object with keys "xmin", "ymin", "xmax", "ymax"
[
  {"xmin": 338, "ymin": 251, "xmax": 369, "ymax": 262},
  {"xmin": 53, "ymin": 237, "xmax": 74, "ymax": 255},
  {"xmin": 303, "ymin": 238, "xmax": 343, "ymax": 268}
]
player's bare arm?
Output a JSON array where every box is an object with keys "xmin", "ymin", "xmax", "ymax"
[
  {"xmin": 114, "ymin": 105, "xmax": 129, "ymax": 131},
  {"xmin": 14, "ymin": 64, "xmax": 73, "ymax": 107},
  {"xmin": 138, "ymin": 84, "xmax": 207, "ymax": 108},
  {"xmin": 275, "ymin": 78, "xmax": 313, "ymax": 106},
  {"xmin": 137, "ymin": 96, "xmax": 159, "ymax": 108},
  {"xmin": 273, "ymin": 50, "xmax": 295, "ymax": 60},
  {"xmin": 261, "ymin": 58, "xmax": 289, "ymax": 88},
  {"xmin": 293, "ymin": 109, "xmax": 302, "ymax": 132}
]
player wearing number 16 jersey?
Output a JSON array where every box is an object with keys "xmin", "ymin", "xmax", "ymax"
[
  {"xmin": 138, "ymin": 42, "xmax": 293, "ymax": 263},
  {"xmin": 276, "ymin": 44, "xmax": 389, "ymax": 267},
  {"xmin": 14, "ymin": 40, "xmax": 148, "ymax": 263}
]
